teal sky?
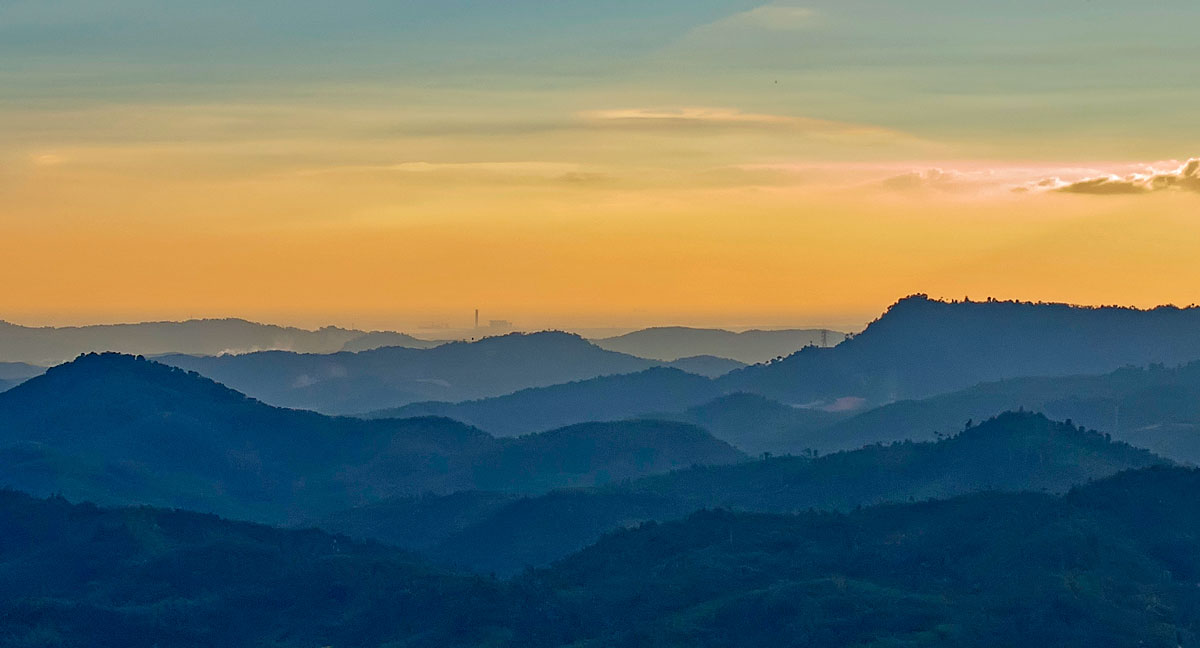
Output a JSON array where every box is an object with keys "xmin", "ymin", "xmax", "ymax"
[{"xmin": 4, "ymin": 1, "xmax": 1198, "ymax": 157}]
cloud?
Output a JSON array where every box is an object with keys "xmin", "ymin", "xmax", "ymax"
[
  {"xmin": 291, "ymin": 160, "xmax": 618, "ymax": 188},
  {"xmin": 1036, "ymin": 158, "xmax": 1200, "ymax": 195},
  {"xmin": 582, "ymin": 107, "xmax": 793, "ymax": 127},
  {"xmin": 694, "ymin": 4, "xmax": 820, "ymax": 34},
  {"xmin": 579, "ymin": 106, "xmax": 912, "ymax": 141},
  {"xmin": 878, "ymin": 168, "xmax": 970, "ymax": 192},
  {"xmin": 298, "ymin": 161, "xmax": 580, "ymax": 176},
  {"xmin": 31, "ymin": 153, "xmax": 66, "ymax": 167}
]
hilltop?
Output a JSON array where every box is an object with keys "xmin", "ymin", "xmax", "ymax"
[
  {"xmin": 323, "ymin": 412, "xmax": 1163, "ymax": 573},
  {"xmin": 720, "ymin": 295, "xmax": 1200, "ymax": 407},
  {"xmin": 160, "ymin": 331, "xmax": 662, "ymax": 414},
  {"xmin": 0, "ymin": 353, "xmax": 742, "ymax": 523},
  {"xmin": 594, "ymin": 326, "xmax": 844, "ymax": 364}
]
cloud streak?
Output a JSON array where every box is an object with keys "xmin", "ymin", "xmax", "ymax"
[
  {"xmin": 1041, "ymin": 158, "xmax": 1200, "ymax": 195},
  {"xmin": 579, "ymin": 106, "xmax": 914, "ymax": 142}
]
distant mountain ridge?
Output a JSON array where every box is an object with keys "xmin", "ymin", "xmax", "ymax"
[
  {"xmin": 720, "ymin": 295, "xmax": 1200, "ymax": 407},
  {"xmin": 0, "ymin": 317, "xmax": 439, "ymax": 365},
  {"xmin": 0, "ymin": 353, "xmax": 742, "ymax": 524},
  {"xmin": 804, "ymin": 359, "xmax": 1200, "ymax": 464},
  {"xmin": 160, "ymin": 331, "xmax": 665, "ymax": 414},
  {"xmin": 594, "ymin": 326, "xmax": 845, "ymax": 364},
  {"xmin": 368, "ymin": 367, "xmax": 725, "ymax": 436},
  {"xmin": 324, "ymin": 412, "xmax": 1164, "ymax": 574},
  {"xmin": 0, "ymin": 361, "xmax": 44, "ymax": 393}
]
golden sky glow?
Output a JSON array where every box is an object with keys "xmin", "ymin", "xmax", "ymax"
[{"xmin": 3, "ymin": 2, "xmax": 1199, "ymax": 330}]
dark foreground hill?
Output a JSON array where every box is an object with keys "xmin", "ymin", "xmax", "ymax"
[
  {"xmin": 322, "ymin": 412, "xmax": 1164, "ymax": 573},
  {"xmin": 160, "ymin": 331, "xmax": 661, "ymax": 414},
  {"xmin": 0, "ymin": 317, "xmax": 437, "ymax": 365},
  {"xmin": 720, "ymin": 295, "xmax": 1200, "ymax": 408},
  {"xmin": 3, "ymin": 466, "xmax": 1199, "ymax": 647},
  {"xmin": 533, "ymin": 466, "xmax": 1200, "ymax": 647},
  {"xmin": 0, "ymin": 354, "xmax": 742, "ymax": 524},
  {"xmin": 594, "ymin": 326, "xmax": 845, "ymax": 364},
  {"xmin": 0, "ymin": 489, "xmax": 509, "ymax": 648}
]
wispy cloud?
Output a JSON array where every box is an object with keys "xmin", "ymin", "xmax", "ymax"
[
  {"xmin": 724, "ymin": 5, "xmax": 819, "ymax": 32},
  {"xmin": 693, "ymin": 4, "xmax": 820, "ymax": 34},
  {"xmin": 579, "ymin": 106, "xmax": 912, "ymax": 142},
  {"xmin": 1036, "ymin": 158, "xmax": 1200, "ymax": 195}
]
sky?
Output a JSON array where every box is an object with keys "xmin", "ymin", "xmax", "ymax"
[{"xmin": 3, "ymin": 1, "xmax": 1199, "ymax": 331}]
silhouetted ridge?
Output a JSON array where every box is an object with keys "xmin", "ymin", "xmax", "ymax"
[
  {"xmin": 3, "ymin": 466, "xmax": 1199, "ymax": 646},
  {"xmin": 594, "ymin": 326, "xmax": 846, "ymax": 364},
  {"xmin": 804, "ymin": 358, "xmax": 1200, "ymax": 461},
  {"xmin": 0, "ymin": 354, "xmax": 741, "ymax": 523},
  {"xmin": 160, "ymin": 329, "xmax": 662, "ymax": 414},
  {"xmin": 721, "ymin": 294, "xmax": 1200, "ymax": 407},
  {"xmin": 14, "ymin": 351, "xmax": 255, "ymax": 406},
  {"xmin": 527, "ymin": 465, "xmax": 1200, "ymax": 647},
  {"xmin": 323, "ymin": 410, "xmax": 1162, "ymax": 574},
  {"xmin": 370, "ymin": 366, "xmax": 722, "ymax": 436},
  {"xmin": 0, "ymin": 317, "xmax": 438, "ymax": 365}
]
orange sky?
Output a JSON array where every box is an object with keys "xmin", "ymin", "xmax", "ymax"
[{"xmin": 3, "ymin": 2, "xmax": 1199, "ymax": 330}]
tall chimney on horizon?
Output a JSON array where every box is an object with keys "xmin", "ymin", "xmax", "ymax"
[{"xmin": 474, "ymin": 309, "xmax": 479, "ymax": 329}]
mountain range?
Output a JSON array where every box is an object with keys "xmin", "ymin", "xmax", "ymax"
[
  {"xmin": 322, "ymin": 412, "xmax": 1163, "ymax": 574},
  {"xmin": 158, "ymin": 332, "xmax": 668, "ymax": 414},
  {"xmin": 592, "ymin": 326, "xmax": 845, "ymax": 364},
  {"xmin": 0, "ymin": 317, "xmax": 439, "ymax": 365},
  {"xmin": 4, "ymin": 466, "xmax": 1196, "ymax": 646},
  {"xmin": 722, "ymin": 295, "xmax": 1200, "ymax": 407},
  {"xmin": 0, "ymin": 353, "xmax": 742, "ymax": 524}
]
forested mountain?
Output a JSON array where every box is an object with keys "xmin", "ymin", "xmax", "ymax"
[
  {"xmin": 0, "ymin": 318, "xmax": 437, "ymax": 365},
  {"xmin": 0, "ymin": 354, "xmax": 742, "ymax": 524},
  {"xmin": 369, "ymin": 367, "xmax": 724, "ymax": 436},
  {"xmin": 339, "ymin": 330, "xmax": 444, "ymax": 352},
  {"xmin": 4, "ymin": 466, "xmax": 1198, "ymax": 647},
  {"xmin": 720, "ymin": 295, "xmax": 1200, "ymax": 408},
  {"xmin": 0, "ymin": 489, "xmax": 509, "ymax": 648},
  {"xmin": 594, "ymin": 326, "xmax": 845, "ymax": 364},
  {"xmin": 531, "ymin": 466, "xmax": 1200, "ymax": 647},
  {"xmin": 159, "ymin": 331, "xmax": 661, "ymax": 414},
  {"xmin": 809, "ymin": 360, "xmax": 1200, "ymax": 463},
  {"xmin": 322, "ymin": 412, "xmax": 1162, "ymax": 574},
  {"xmin": 661, "ymin": 354, "xmax": 747, "ymax": 377},
  {"xmin": 654, "ymin": 392, "xmax": 848, "ymax": 455}
]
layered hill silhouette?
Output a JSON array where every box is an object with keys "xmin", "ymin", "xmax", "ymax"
[
  {"xmin": 4, "ymin": 466, "xmax": 1197, "ymax": 647},
  {"xmin": 720, "ymin": 295, "xmax": 1200, "ymax": 408},
  {"xmin": 532, "ymin": 466, "xmax": 1200, "ymax": 647},
  {"xmin": 804, "ymin": 360, "xmax": 1200, "ymax": 463},
  {"xmin": 369, "ymin": 297, "xmax": 1200, "ymax": 450},
  {"xmin": 660, "ymin": 354, "xmax": 746, "ymax": 377},
  {"xmin": 373, "ymin": 382, "xmax": 844, "ymax": 453},
  {"xmin": 0, "ymin": 317, "xmax": 438, "ymax": 365},
  {"xmin": 369, "ymin": 367, "xmax": 725, "ymax": 437},
  {"xmin": 322, "ymin": 412, "xmax": 1163, "ymax": 573},
  {"xmin": 593, "ymin": 326, "xmax": 845, "ymax": 364},
  {"xmin": 339, "ymin": 330, "xmax": 443, "ymax": 352},
  {"xmin": 0, "ymin": 489, "xmax": 508, "ymax": 648},
  {"xmin": 0, "ymin": 354, "xmax": 742, "ymax": 524},
  {"xmin": 159, "ymin": 331, "xmax": 664, "ymax": 414},
  {"xmin": 0, "ymin": 361, "xmax": 43, "ymax": 393}
]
